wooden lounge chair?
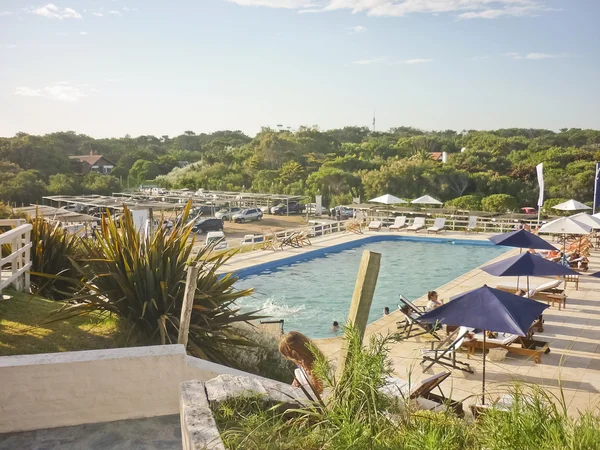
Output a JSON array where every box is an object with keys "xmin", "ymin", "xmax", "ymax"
[
  {"xmin": 463, "ymin": 332, "xmax": 550, "ymax": 364},
  {"xmin": 292, "ymin": 231, "xmax": 312, "ymax": 247},
  {"xmin": 389, "ymin": 216, "xmax": 407, "ymax": 231},
  {"xmin": 345, "ymin": 221, "xmax": 363, "ymax": 234},
  {"xmin": 380, "ymin": 372, "xmax": 464, "ymax": 417},
  {"xmin": 496, "ymin": 279, "xmax": 566, "ymax": 311},
  {"xmin": 368, "ymin": 221, "xmax": 382, "ymax": 231},
  {"xmin": 427, "ymin": 218, "xmax": 446, "ymax": 234},
  {"xmin": 262, "ymin": 230, "xmax": 284, "ymax": 251},
  {"xmin": 420, "ymin": 327, "xmax": 474, "ymax": 374},
  {"xmin": 466, "ymin": 216, "xmax": 478, "ymax": 233},
  {"xmin": 280, "ymin": 232, "xmax": 300, "ymax": 249},
  {"xmin": 407, "ymin": 217, "xmax": 426, "ymax": 233}
]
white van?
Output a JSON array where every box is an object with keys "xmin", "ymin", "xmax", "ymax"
[{"xmin": 206, "ymin": 231, "xmax": 228, "ymax": 251}]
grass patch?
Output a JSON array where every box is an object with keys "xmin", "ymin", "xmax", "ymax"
[{"xmin": 0, "ymin": 290, "xmax": 145, "ymax": 356}]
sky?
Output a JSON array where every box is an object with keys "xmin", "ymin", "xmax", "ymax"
[{"xmin": 0, "ymin": 0, "xmax": 599, "ymax": 138}]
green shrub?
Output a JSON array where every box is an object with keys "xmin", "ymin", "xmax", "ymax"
[
  {"xmin": 481, "ymin": 194, "xmax": 518, "ymax": 213},
  {"xmin": 542, "ymin": 198, "xmax": 570, "ymax": 216},
  {"xmin": 54, "ymin": 202, "xmax": 263, "ymax": 365},
  {"xmin": 29, "ymin": 214, "xmax": 80, "ymax": 300},
  {"xmin": 445, "ymin": 195, "xmax": 482, "ymax": 211}
]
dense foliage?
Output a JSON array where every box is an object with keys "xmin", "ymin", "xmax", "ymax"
[
  {"xmin": 1, "ymin": 127, "xmax": 599, "ymax": 209},
  {"xmin": 215, "ymin": 326, "xmax": 600, "ymax": 450}
]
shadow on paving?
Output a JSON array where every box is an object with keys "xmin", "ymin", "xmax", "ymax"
[{"xmin": 0, "ymin": 415, "xmax": 181, "ymax": 450}]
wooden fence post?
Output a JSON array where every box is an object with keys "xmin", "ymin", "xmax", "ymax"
[
  {"xmin": 335, "ymin": 250, "xmax": 381, "ymax": 380},
  {"xmin": 178, "ymin": 264, "xmax": 201, "ymax": 348}
]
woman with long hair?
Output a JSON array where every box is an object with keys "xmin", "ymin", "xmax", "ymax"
[{"xmin": 279, "ymin": 331, "xmax": 324, "ymax": 396}]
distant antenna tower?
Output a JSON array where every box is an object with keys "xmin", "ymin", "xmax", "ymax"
[{"xmin": 372, "ymin": 110, "xmax": 376, "ymax": 132}]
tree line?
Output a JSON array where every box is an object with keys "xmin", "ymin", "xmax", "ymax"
[{"xmin": 1, "ymin": 127, "xmax": 599, "ymax": 212}]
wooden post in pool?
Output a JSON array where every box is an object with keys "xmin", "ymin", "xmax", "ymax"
[{"xmin": 335, "ymin": 250, "xmax": 381, "ymax": 381}]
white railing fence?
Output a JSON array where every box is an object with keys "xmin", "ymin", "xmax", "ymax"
[{"xmin": 0, "ymin": 219, "xmax": 33, "ymax": 294}]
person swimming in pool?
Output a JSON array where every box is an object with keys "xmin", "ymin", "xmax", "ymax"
[
  {"xmin": 331, "ymin": 321, "xmax": 339, "ymax": 332},
  {"xmin": 383, "ymin": 306, "xmax": 390, "ymax": 316}
]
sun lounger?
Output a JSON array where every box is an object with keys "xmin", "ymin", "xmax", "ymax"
[
  {"xmin": 466, "ymin": 216, "xmax": 478, "ymax": 233},
  {"xmin": 496, "ymin": 279, "xmax": 566, "ymax": 310},
  {"xmin": 463, "ymin": 331, "xmax": 550, "ymax": 364},
  {"xmin": 396, "ymin": 301, "xmax": 442, "ymax": 341},
  {"xmin": 380, "ymin": 372, "xmax": 464, "ymax": 417},
  {"xmin": 291, "ymin": 231, "xmax": 311, "ymax": 247},
  {"xmin": 427, "ymin": 218, "xmax": 446, "ymax": 234},
  {"xmin": 262, "ymin": 230, "xmax": 284, "ymax": 251},
  {"xmin": 368, "ymin": 221, "xmax": 382, "ymax": 231},
  {"xmin": 398, "ymin": 294, "xmax": 427, "ymax": 315},
  {"xmin": 389, "ymin": 216, "xmax": 407, "ymax": 231},
  {"xmin": 407, "ymin": 217, "xmax": 426, "ymax": 232},
  {"xmin": 420, "ymin": 327, "xmax": 474, "ymax": 374},
  {"xmin": 345, "ymin": 221, "xmax": 363, "ymax": 234}
]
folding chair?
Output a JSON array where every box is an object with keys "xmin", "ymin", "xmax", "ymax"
[
  {"xmin": 420, "ymin": 327, "xmax": 474, "ymax": 374},
  {"xmin": 396, "ymin": 295, "xmax": 441, "ymax": 341}
]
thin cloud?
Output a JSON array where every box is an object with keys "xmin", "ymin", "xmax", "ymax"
[
  {"xmin": 15, "ymin": 82, "xmax": 89, "ymax": 102},
  {"xmin": 80, "ymin": 31, "xmax": 88, "ymax": 35},
  {"xmin": 349, "ymin": 25, "xmax": 366, "ymax": 34},
  {"xmin": 32, "ymin": 4, "xmax": 82, "ymax": 19},
  {"xmin": 506, "ymin": 52, "xmax": 576, "ymax": 60},
  {"xmin": 6, "ymin": 44, "xmax": 17, "ymax": 49},
  {"xmin": 92, "ymin": 12, "xmax": 104, "ymax": 17},
  {"xmin": 108, "ymin": 10, "xmax": 122, "ymax": 15},
  {"xmin": 0, "ymin": 11, "xmax": 12, "ymax": 16},
  {"xmin": 353, "ymin": 57, "xmax": 384, "ymax": 65},
  {"xmin": 399, "ymin": 58, "xmax": 433, "ymax": 65},
  {"xmin": 224, "ymin": 0, "xmax": 556, "ymax": 19}
]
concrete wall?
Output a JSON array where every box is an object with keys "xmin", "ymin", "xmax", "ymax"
[{"xmin": 0, "ymin": 344, "xmax": 262, "ymax": 433}]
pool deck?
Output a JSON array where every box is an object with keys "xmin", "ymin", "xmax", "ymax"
[{"xmin": 227, "ymin": 229, "xmax": 600, "ymax": 415}]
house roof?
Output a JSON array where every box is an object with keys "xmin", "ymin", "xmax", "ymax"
[
  {"xmin": 429, "ymin": 152, "xmax": 443, "ymax": 161},
  {"xmin": 69, "ymin": 155, "xmax": 115, "ymax": 166}
]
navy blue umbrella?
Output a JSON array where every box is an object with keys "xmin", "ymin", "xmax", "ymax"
[
  {"xmin": 419, "ymin": 285, "xmax": 549, "ymax": 404},
  {"xmin": 481, "ymin": 252, "xmax": 578, "ymax": 295},
  {"xmin": 488, "ymin": 229, "xmax": 557, "ymax": 251}
]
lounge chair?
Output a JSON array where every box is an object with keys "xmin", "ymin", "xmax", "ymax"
[
  {"xmin": 427, "ymin": 218, "xmax": 446, "ymax": 234},
  {"xmin": 466, "ymin": 216, "xmax": 478, "ymax": 233},
  {"xmin": 396, "ymin": 299, "xmax": 442, "ymax": 341},
  {"xmin": 389, "ymin": 216, "xmax": 407, "ymax": 231},
  {"xmin": 281, "ymin": 232, "xmax": 301, "ymax": 249},
  {"xmin": 407, "ymin": 217, "xmax": 426, "ymax": 233},
  {"xmin": 292, "ymin": 231, "xmax": 311, "ymax": 247},
  {"xmin": 496, "ymin": 279, "xmax": 566, "ymax": 311},
  {"xmin": 380, "ymin": 372, "xmax": 464, "ymax": 417},
  {"xmin": 368, "ymin": 221, "xmax": 382, "ymax": 231},
  {"xmin": 420, "ymin": 327, "xmax": 474, "ymax": 374},
  {"xmin": 463, "ymin": 331, "xmax": 550, "ymax": 364},
  {"xmin": 345, "ymin": 221, "xmax": 363, "ymax": 234},
  {"xmin": 262, "ymin": 230, "xmax": 284, "ymax": 251}
]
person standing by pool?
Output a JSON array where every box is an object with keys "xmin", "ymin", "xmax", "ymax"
[
  {"xmin": 279, "ymin": 331, "xmax": 324, "ymax": 396},
  {"xmin": 426, "ymin": 291, "xmax": 444, "ymax": 311}
]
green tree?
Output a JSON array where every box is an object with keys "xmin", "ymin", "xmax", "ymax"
[
  {"xmin": 481, "ymin": 194, "xmax": 518, "ymax": 213},
  {"xmin": 130, "ymin": 159, "xmax": 160, "ymax": 182},
  {"xmin": 82, "ymin": 173, "xmax": 121, "ymax": 195},
  {"xmin": 47, "ymin": 174, "xmax": 81, "ymax": 195},
  {"xmin": 445, "ymin": 195, "xmax": 482, "ymax": 211}
]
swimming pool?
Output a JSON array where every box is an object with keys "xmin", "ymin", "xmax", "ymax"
[{"xmin": 235, "ymin": 237, "xmax": 507, "ymax": 339}]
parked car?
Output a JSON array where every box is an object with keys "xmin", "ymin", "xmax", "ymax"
[
  {"xmin": 215, "ymin": 207, "xmax": 241, "ymax": 220},
  {"xmin": 232, "ymin": 208, "xmax": 263, "ymax": 223},
  {"xmin": 192, "ymin": 217, "xmax": 223, "ymax": 233},
  {"xmin": 270, "ymin": 202, "xmax": 305, "ymax": 215},
  {"xmin": 330, "ymin": 206, "xmax": 354, "ymax": 219},
  {"xmin": 205, "ymin": 231, "xmax": 228, "ymax": 251}
]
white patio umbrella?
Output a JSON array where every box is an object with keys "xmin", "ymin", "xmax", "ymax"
[
  {"xmin": 569, "ymin": 213, "xmax": 600, "ymax": 230},
  {"xmin": 539, "ymin": 217, "xmax": 592, "ymax": 260},
  {"xmin": 552, "ymin": 199, "xmax": 591, "ymax": 211},
  {"xmin": 411, "ymin": 195, "xmax": 443, "ymax": 206},
  {"xmin": 368, "ymin": 194, "xmax": 407, "ymax": 205}
]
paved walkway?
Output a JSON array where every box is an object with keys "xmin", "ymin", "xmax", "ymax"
[
  {"xmin": 0, "ymin": 415, "xmax": 181, "ymax": 450},
  {"xmin": 308, "ymin": 232, "xmax": 600, "ymax": 415}
]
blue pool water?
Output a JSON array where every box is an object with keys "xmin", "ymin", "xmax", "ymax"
[{"xmin": 235, "ymin": 238, "xmax": 506, "ymax": 339}]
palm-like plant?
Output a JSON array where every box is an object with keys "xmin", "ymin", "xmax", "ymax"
[
  {"xmin": 58, "ymin": 202, "xmax": 260, "ymax": 364},
  {"xmin": 29, "ymin": 213, "xmax": 80, "ymax": 300}
]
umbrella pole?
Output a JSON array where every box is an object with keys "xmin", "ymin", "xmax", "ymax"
[
  {"xmin": 517, "ymin": 248, "xmax": 523, "ymax": 289},
  {"xmin": 527, "ymin": 277, "xmax": 530, "ymax": 298},
  {"xmin": 482, "ymin": 330, "xmax": 486, "ymax": 405}
]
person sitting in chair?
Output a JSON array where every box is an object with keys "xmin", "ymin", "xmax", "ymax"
[{"xmin": 426, "ymin": 291, "xmax": 444, "ymax": 311}]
